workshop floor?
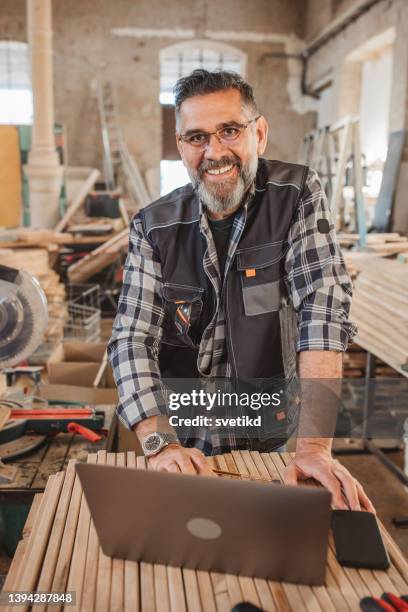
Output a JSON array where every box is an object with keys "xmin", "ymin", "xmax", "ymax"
[{"xmin": 340, "ymin": 451, "xmax": 408, "ymax": 557}]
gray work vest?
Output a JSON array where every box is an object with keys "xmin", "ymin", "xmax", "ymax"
[{"xmin": 139, "ymin": 158, "xmax": 308, "ymax": 381}]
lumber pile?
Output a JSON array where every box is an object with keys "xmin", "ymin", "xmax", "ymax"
[
  {"xmin": 5, "ymin": 450, "xmax": 408, "ymax": 611},
  {"xmin": 343, "ymin": 343, "xmax": 399, "ymax": 378},
  {"xmin": 338, "ymin": 232, "xmax": 408, "ymax": 256},
  {"xmin": 344, "ymin": 252, "xmax": 408, "ymax": 373},
  {"xmin": 0, "ymin": 248, "xmax": 68, "ymax": 363},
  {"xmin": 0, "ymin": 228, "xmax": 74, "ymax": 250},
  {"xmin": 67, "ymin": 227, "xmax": 128, "ymax": 283}
]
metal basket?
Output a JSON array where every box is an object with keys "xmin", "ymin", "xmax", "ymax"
[{"xmin": 64, "ymin": 284, "xmax": 101, "ymax": 342}]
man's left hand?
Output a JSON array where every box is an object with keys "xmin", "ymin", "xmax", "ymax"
[{"xmin": 283, "ymin": 448, "xmax": 375, "ymax": 513}]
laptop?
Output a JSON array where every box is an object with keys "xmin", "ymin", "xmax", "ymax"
[{"xmin": 76, "ymin": 463, "xmax": 331, "ymax": 585}]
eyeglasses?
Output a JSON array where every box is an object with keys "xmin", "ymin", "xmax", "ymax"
[{"xmin": 178, "ymin": 115, "xmax": 261, "ymax": 150}]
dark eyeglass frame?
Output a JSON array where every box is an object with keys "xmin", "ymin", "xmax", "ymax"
[{"xmin": 177, "ymin": 115, "xmax": 261, "ymax": 150}]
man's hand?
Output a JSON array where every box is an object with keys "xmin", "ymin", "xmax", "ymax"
[
  {"xmin": 284, "ymin": 446, "xmax": 375, "ymax": 513},
  {"xmin": 147, "ymin": 444, "xmax": 214, "ymax": 476}
]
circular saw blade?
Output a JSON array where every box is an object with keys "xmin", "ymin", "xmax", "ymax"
[{"xmin": 0, "ymin": 265, "xmax": 48, "ymax": 367}]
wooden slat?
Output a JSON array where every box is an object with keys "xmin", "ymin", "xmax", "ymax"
[
  {"xmin": 213, "ymin": 454, "xmax": 243, "ymax": 608},
  {"xmin": 227, "ymin": 452, "xmax": 292, "ymax": 612},
  {"xmin": 34, "ymin": 461, "xmax": 77, "ymax": 611},
  {"xmin": 95, "ymin": 453, "xmax": 115, "ymax": 612},
  {"xmin": 206, "ymin": 455, "xmax": 231, "ymax": 612},
  {"xmin": 138, "ymin": 454, "xmax": 157, "ymax": 612},
  {"xmin": 64, "ymin": 453, "xmax": 97, "ymax": 611},
  {"xmin": 196, "ymin": 571, "xmax": 217, "ymax": 612},
  {"xmin": 5, "ymin": 472, "xmax": 65, "ymax": 612},
  {"xmin": 3, "ymin": 493, "xmax": 43, "ymax": 591},
  {"xmin": 153, "ymin": 565, "xmax": 171, "ymax": 612},
  {"xmin": 183, "ymin": 568, "xmax": 203, "ymax": 612},
  {"xmin": 167, "ymin": 566, "xmax": 187, "ymax": 612},
  {"xmin": 81, "ymin": 451, "xmax": 106, "ymax": 611},
  {"xmin": 123, "ymin": 453, "xmax": 140, "ymax": 612},
  {"xmin": 110, "ymin": 453, "xmax": 126, "ymax": 612}
]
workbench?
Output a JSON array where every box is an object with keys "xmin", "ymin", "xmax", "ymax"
[
  {"xmin": 4, "ymin": 451, "xmax": 408, "ymax": 612},
  {"xmin": 0, "ymin": 406, "xmax": 115, "ymax": 497}
]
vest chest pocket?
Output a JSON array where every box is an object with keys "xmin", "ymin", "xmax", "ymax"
[
  {"xmin": 236, "ymin": 241, "xmax": 285, "ymax": 316},
  {"xmin": 162, "ymin": 283, "xmax": 204, "ymax": 347}
]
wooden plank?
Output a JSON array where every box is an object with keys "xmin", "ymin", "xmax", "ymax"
[
  {"xmin": 253, "ymin": 578, "xmax": 278, "ymax": 612},
  {"xmin": 258, "ymin": 452, "xmax": 281, "ymax": 481},
  {"xmin": 230, "ymin": 450, "xmax": 250, "ymax": 478},
  {"xmin": 183, "ymin": 569, "xmax": 203, "ymax": 612},
  {"xmin": 249, "ymin": 451, "xmax": 273, "ymax": 481},
  {"xmin": 240, "ymin": 452, "xmax": 320, "ymax": 612},
  {"xmin": 0, "ymin": 125, "xmax": 22, "ymax": 227},
  {"xmin": 64, "ymin": 453, "xmax": 97, "ymax": 611},
  {"xmin": 196, "ymin": 570, "xmax": 217, "ymax": 612},
  {"xmin": 50, "ymin": 465, "xmax": 83, "ymax": 609},
  {"xmin": 95, "ymin": 453, "xmax": 115, "ymax": 612},
  {"xmin": 5, "ymin": 472, "xmax": 65, "ymax": 612},
  {"xmin": 55, "ymin": 168, "xmax": 100, "ymax": 232},
  {"xmin": 213, "ymin": 454, "xmax": 243, "ymax": 608},
  {"xmin": 138, "ymin": 453, "xmax": 156, "ymax": 612},
  {"xmin": 167, "ymin": 566, "xmax": 187, "ymax": 612},
  {"xmin": 81, "ymin": 451, "xmax": 106, "ymax": 611},
  {"xmin": 110, "ymin": 453, "xmax": 126, "ymax": 612},
  {"xmin": 3, "ymin": 493, "xmax": 43, "ymax": 591},
  {"xmin": 153, "ymin": 565, "xmax": 171, "ymax": 612},
  {"xmin": 325, "ymin": 567, "xmax": 354, "ymax": 612},
  {"xmin": 34, "ymin": 461, "xmax": 77, "ymax": 611},
  {"xmin": 206, "ymin": 456, "xmax": 231, "ymax": 612},
  {"xmin": 123, "ymin": 453, "xmax": 140, "ymax": 612},
  {"xmin": 227, "ymin": 453, "xmax": 291, "ymax": 612}
]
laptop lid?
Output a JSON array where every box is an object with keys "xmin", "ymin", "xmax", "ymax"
[{"xmin": 76, "ymin": 462, "xmax": 331, "ymax": 585}]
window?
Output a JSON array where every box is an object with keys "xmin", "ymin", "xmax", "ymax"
[
  {"xmin": 160, "ymin": 42, "xmax": 245, "ymax": 105},
  {"xmin": 0, "ymin": 41, "xmax": 33, "ymax": 124},
  {"xmin": 160, "ymin": 41, "xmax": 246, "ymax": 195}
]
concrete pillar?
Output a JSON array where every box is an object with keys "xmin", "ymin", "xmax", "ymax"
[{"xmin": 25, "ymin": 0, "xmax": 63, "ymax": 228}]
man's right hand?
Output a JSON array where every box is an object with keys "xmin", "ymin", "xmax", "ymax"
[{"xmin": 147, "ymin": 444, "xmax": 214, "ymax": 476}]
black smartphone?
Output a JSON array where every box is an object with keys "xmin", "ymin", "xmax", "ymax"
[{"xmin": 331, "ymin": 510, "xmax": 390, "ymax": 570}]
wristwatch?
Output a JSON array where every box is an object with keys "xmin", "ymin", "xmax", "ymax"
[{"xmin": 141, "ymin": 432, "xmax": 179, "ymax": 457}]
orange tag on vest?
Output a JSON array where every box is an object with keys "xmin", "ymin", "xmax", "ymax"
[{"xmin": 245, "ymin": 268, "xmax": 256, "ymax": 278}]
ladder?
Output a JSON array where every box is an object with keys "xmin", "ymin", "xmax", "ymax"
[
  {"xmin": 300, "ymin": 116, "xmax": 367, "ymax": 248},
  {"xmin": 95, "ymin": 81, "xmax": 151, "ymax": 209}
]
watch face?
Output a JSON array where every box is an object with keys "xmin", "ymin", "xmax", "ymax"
[{"xmin": 144, "ymin": 433, "xmax": 162, "ymax": 452}]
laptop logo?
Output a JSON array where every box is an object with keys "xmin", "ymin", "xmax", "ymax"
[{"xmin": 187, "ymin": 517, "xmax": 222, "ymax": 540}]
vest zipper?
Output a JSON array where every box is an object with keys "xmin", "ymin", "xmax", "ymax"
[{"xmin": 224, "ymin": 271, "xmax": 237, "ymax": 379}]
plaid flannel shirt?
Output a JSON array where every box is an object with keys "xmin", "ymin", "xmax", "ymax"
[{"xmin": 108, "ymin": 167, "xmax": 357, "ymax": 454}]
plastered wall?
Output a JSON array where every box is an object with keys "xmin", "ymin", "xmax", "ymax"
[{"xmin": 0, "ymin": 0, "xmax": 315, "ymax": 195}]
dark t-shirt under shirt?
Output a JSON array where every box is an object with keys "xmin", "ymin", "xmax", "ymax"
[{"xmin": 208, "ymin": 214, "xmax": 235, "ymax": 276}]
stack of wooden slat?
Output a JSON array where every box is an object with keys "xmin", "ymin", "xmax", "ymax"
[
  {"xmin": 344, "ymin": 252, "xmax": 408, "ymax": 373},
  {"xmin": 0, "ymin": 248, "xmax": 68, "ymax": 362},
  {"xmin": 5, "ymin": 450, "xmax": 408, "ymax": 612},
  {"xmin": 343, "ymin": 343, "xmax": 398, "ymax": 377},
  {"xmin": 338, "ymin": 232, "xmax": 408, "ymax": 256}
]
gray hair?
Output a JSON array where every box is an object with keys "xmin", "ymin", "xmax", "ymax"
[{"xmin": 174, "ymin": 69, "xmax": 258, "ymax": 119}]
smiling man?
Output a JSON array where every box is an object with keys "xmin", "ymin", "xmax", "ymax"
[{"xmin": 108, "ymin": 69, "xmax": 374, "ymax": 512}]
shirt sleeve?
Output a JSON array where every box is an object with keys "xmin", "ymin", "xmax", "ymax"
[
  {"xmin": 284, "ymin": 168, "xmax": 357, "ymax": 352},
  {"xmin": 107, "ymin": 214, "xmax": 168, "ymax": 430}
]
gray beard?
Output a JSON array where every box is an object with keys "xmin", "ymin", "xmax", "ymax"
[{"xmin": 189, "ymin": 156, "xmax": 258, "ymax": 215}]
